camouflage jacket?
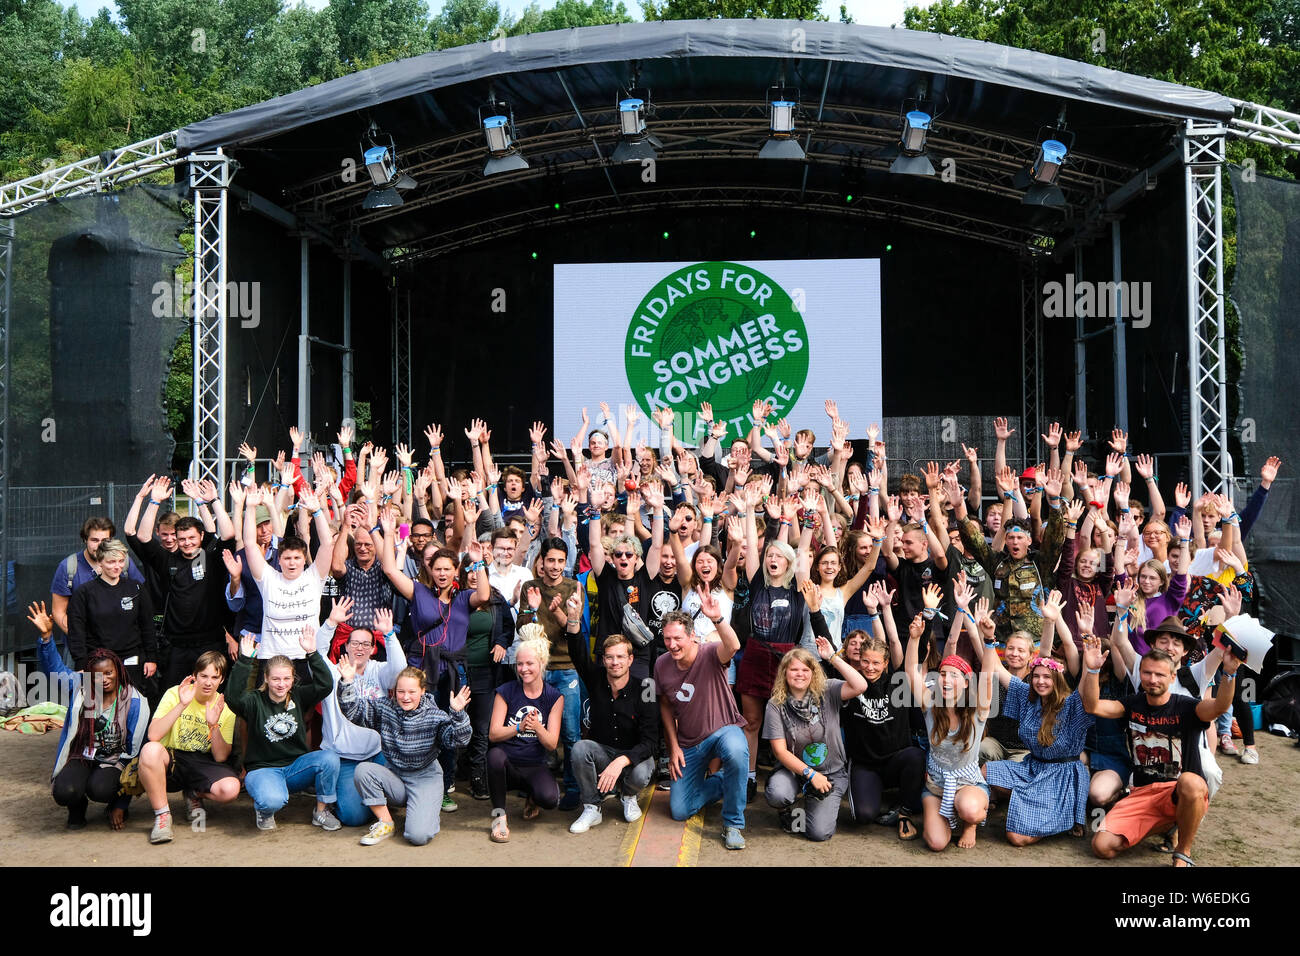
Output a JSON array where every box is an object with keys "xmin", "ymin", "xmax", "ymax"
[{"xmin": 958, "ymin": 507, "xmax": 1065, "ymax": 640}]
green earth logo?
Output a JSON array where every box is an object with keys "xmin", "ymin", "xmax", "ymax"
[{"xmin": 624, "ymin": 262, "xmax": 809, "ymax": 440}]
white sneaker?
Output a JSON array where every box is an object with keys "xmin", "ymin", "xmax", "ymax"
[
  {"xmin": 569, "ymin": 804, "xmax": 603, "ymax": 833},
  {"xmin": 1240, "ymin": 748, "xmax": 1260, "ymax": 765},
  {"xmin": 621, "ymin": 794, "xmax": 643, "ymax": 823}
]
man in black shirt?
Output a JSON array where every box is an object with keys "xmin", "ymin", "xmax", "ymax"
[
  {"xmin": 1081, "ymin": 640, "xmax": 1241, "ymax": 867},
  {"xmin": 564, "ymin": 610, "xmax": 659, "ymax": 834},
  {"xmin": 134, "ymin": 476, "xmax": 237, "ymax": 689},
  {"xmin": 588, "ymin": 482, "xmax": 665, "ymax": 681}
]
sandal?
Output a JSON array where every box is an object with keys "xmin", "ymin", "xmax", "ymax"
[
  {"xmin": 897, "ymin": 814, "xmax": 920, "ymax": 841},
  {"xmin": 490, "ymin": 815, "xmax": 510, "ymax": 844},
  {"xmin": 1071, "ymin": 823, "xmax": 1086, "ymax": 838},
  {"xmin": 522, "ymin": 797, "xmax": 541, "ymax": 821},
  {"xmin": 1153, "ymin": 828, "xmax": 1177, "ymax": 853},
  {"xmin": 1172, "ymin": 851, "xmax": 1195, "ymax": 867}
]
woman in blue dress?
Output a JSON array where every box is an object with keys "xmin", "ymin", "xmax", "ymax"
[{"xmin": 982, "ymin": 591, "xmax": 1094, "ymax": 846}]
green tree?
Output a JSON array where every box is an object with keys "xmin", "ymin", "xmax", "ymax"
[
  {"xmin": 328, "ymin": 0, "xmax": 433, "ymax": 66},
  {"xmin": 430, "ymin": 0, "xmax": 507, "ymax": 48},
  {"xmin": 512, "ymin": 0, "xmax": 634, "ymax": 33},
  {"xmin": 642, "ymin": 0, "xmax": 826, "ymax": 20}
]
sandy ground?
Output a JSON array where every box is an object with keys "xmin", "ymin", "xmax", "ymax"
[{"xmin": 2, "ymin": 728, "xmax": 1296, "ymax": 867}]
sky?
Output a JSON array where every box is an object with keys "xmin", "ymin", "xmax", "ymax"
[{"xmin": 71, "ymin": 0, "xmax": 925, "ymax": 29}]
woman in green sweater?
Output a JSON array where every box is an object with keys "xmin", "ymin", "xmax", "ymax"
[{"xmin": 227, "ymin": 623, "xmax": 341, "ymax": 832}]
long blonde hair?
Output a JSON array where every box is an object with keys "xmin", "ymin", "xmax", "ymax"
[{"xmin": 770, "ymin": 647, "xmax": 826, "ymax": 709}]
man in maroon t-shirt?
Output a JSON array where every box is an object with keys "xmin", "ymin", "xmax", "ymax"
[{"xmin": 654, "ymin": 595, "xmax": 748, "ymax": 850}]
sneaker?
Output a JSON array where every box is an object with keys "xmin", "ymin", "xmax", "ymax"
[
  {"xmin": 746, "ymin": 779, "xmax": 757, "ymax": 804},
  {"xmin": 446, "ymin": 781, "xmax": 456, "ymax": 794},
  {"xmin": 184, "ymin": 789, "xmax": 204, "ymax": 821},
  {"xmin": 778, "ymin": 808, "xmax": 795, "ymax": 833},
  {"xmin": 723, "ymin": 826, "xmax": 746, "ymax": 850},
  {"xmin": 442, "ymin": 794, "xmax": 458, "ymax": 813},
  {"xmin": 255, "ymin": 809, "xmax": 277, "ymax": 831},
  {"xmin": 470, "ymin": 776, "xmax": 489, "ymax": 801},
  {"xmin": 312, "ymin": 808, "xmax": 342, "ymax": 831},
  {"xmin": 149, "ymin": 811, "xmax": 173, "ymax": 844},
  {"xmin": 359, "ymin": 820, "xmax": 395, "ymax": 845},
  {"xmin": 569, "ymin": 804, "xmax": 603, "ymax": 833},
  {"xmin": 1219, "ymin": 734, "xmax": 1238, "ymax": 756},
  {"xmin": 558, "ymin": 791, "xmax": 581, "ymax": 812},
  {"xmin": 1240, "ymin": 747, "xmax": 1260, "ymax": 765},
  {"xmin": 621, "ymin": 794, "xmax": 642, "ymax": 823}
]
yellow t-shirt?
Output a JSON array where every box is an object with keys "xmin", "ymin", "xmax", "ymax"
[{"xmin": 156, "ymin": 685, "xmax": 236, "ymax": 752}]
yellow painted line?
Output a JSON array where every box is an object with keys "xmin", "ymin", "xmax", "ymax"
[
  {"xmin": 675, "ymin": 811, "xmax": 703, "ymax": 867},
  {"xmin": 616, "ymin": 783, "xmax": 655, "ymax": 867}
]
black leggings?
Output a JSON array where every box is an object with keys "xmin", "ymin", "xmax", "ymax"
[
  {"xmin": 1232, "ymin": 665, "xmax": 1257, "ymax": 747},
  {"xmin": 53, "ymin": 759, "xmax": 122, "ymax": 808},
  {"xmin": 464, "ymin": 666, "xmax": 496, "ymax": 778},
  {"xmin": 486, "ymin": 747, "xmax": 559, "ymax": 812},
  {"xmin": 848, "ymin": 747, "xmax": 926, "ymax": 822}
]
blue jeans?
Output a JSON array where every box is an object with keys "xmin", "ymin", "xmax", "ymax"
[
  {"xmin": 244, "ymin": 750, "xmax": 339, "ymax": 814},
  {"xmin": 669, "ymin": 724, "xmax": 749, "ymax": 830},
  {"xmin": 546, "ymin": 668, "xmax": 586, "ymax": 798},
  {"xmin": 336, "ymin": 753, "xmax": 387, "ymax": 827}
]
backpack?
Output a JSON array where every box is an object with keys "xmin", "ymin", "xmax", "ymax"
[
  {"xmin": 64, "ymin": 553, "xmax": 79, "ymax": 592},
  {"xmin": 1261, "ymin": 670, "xmax": 1300, "ymax": 736}
]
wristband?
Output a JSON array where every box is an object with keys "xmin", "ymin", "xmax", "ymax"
[
  {"xmin": 1179, "ymin": 538, "xmax": 1191, "ymax": 545},
  {"xmin": 342, "ymin": 446, "xmax": 352, "ymax": 455},
  {"xmin": 371, "ymin": 526, "xmax": 382, "ymax": 535},
  {"xmin": 311, "ymin": 509, "xmax": 323, "ymax": 519},
  {"xmin": 146, "ymin": 500, "xmax": 159, "ymax": 508},
  {"xmin": 702, "ymin": 517, "xmax": 713, "ymax": 524},
  {"xmin": 1086, "ymin": 667, "xmax": 1101, "ymax": 674},
  {"xmin": 1119, "ymin": 508, "xmax": 1130, "ymax": 514},
  {"xmin": 960, "ymin": 608, "xmax": 977, "ymax": 624},
  {"xmin": 1065, "ymin": 521, "xmax": 1078, "ymax": 529},
  {"xmin": 384, "ymin": 629, "xmax": 397, "ymax": 640},
  {"xmin": 869, "ymin": 488, "xmax": 879, "ymax": 496},
  {"xmin": 1221, "ymin": 672, "xmax": 1236, "ymax": 681},
  {"xmin": 780, "ymin": 520, "xmax": 792, "ymax": 527},
  {"xmin": 871, "ymin": 538, "xmax": 883, "ymax": 545},
  {"xmin": 846, "ymin": 494, "xmax": 860, "ymax": 502},
  {"xmin": 431, "ymin": 446, "xmax": 440, "ymax": 453},
  {"xmin": 551, "ymin": 503, "xmax": 561, "ymax": 510},
  {"xmin": 1002, "ymin": 492, "xmax": 1016, "ymax": 500}
]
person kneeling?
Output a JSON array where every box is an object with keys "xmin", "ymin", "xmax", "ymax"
[
  {"xmin": 138, "ymin": 651, "xmax": 239, "ymax": 843},
  {"xmin": 227, "ymin": 626, "xmax": 341, "ymax": 832},
  {"xmin": 338, "ymin": 663, "xmax": 471, "ymax": 846},
  {"xmin": 563, "ymin": 592, "xmax": 659, "ymax": 833}
]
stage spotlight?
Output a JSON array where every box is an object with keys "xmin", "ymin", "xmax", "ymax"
[
  {"xmin": 480, "ymin": 102, "xmax": 529, "ymax": 176},
  {"xmin": 889, "ymin": 110, "xmax": 937, "ymax": 177},
  {"xmin": 1016, "ymin": 125, "xmax": 1073, "ymax": 207},
  {"xmin": 611, "ymin": 95, "xmax": 660, "ymax": 163},
  {"xmin": 759, "ymin": 88, "xmax": 804, "ymax": 160},
  {"xmin": 358, "ymin": 122, "xmax": 417, "ymax": 209}
]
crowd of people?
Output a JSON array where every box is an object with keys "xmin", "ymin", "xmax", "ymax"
[{"xmin": 26, "ymin": 403, "xmax": 1282, "ymax": 863}]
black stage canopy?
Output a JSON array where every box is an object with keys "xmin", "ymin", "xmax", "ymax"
[{"xmin": 176, "ymin": 20, "xmax": 1233, "ymax": 264}]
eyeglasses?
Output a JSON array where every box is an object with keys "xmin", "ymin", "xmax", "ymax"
[
  {"xmin": 347, "ymin": 641, "xmax": 373, "ymax": 649},
  {"xmin": 612, "ymin": 551, "xmax": 635, "ymax": 559},
  {"xmin": 409, "ymin": 532, "xmax": 432, "ymax": 540}
]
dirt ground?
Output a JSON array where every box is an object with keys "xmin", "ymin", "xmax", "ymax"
[{"xmin": 2, "ymin": 728, "xmax": 1296, "ymax": 867}]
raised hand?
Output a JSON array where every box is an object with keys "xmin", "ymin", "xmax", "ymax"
[
  {"xmin": 1174, "ymin": 481, "xmax": 1191, "ymax": 509},
  {"xmin": 697, "ymin": 585, "xmax": 722, "ymax": 622},
  {"xmin": 526, "ymin": 585, "xmax": 542, "ymax": 611},
  {"xmin": 1174, "ymin": 514, "xmax": 1192, "ymax": 541},
  {"xmin": 870, "ymin": 581, "xmax": 896, "ymax": 610},
  {"xmin": 1104, "ymin": 453, "xmax": 1123, "ymax": 477},
  {"xmin": 371, "ymin": 606, "xmax": 394, "ymax": 638},
  {"xmin": 1064, "ymin": 430, "xmax": 1083, "ymax": 453},
  {"xmin": 1042, "ymin": 467, "xmax": 1064, "ymax": 499},
  {"xmin": 1037, "ymin": 589, "xmax": 1064, "ymax": 622},
  {"xmin": 449, "ymin": 685, "xmax": 472, "ymax": 712},
  {"xmin": 26, "ymin": 600, "xmax": 54, "ymax": 636},
  {"xmin": 150, "ymin": 476, "xmax": 173, "ymax": 504},
  {"xmin": 289, "ymin": 425, "xmax": 304, "ymax": 449},
  {"xmin": 1064, "ymin": 499, "xmax": 1086, "ymax": 524},
  {"xmin": 228, "ymin": 480, "xmax": 246, "ymax": 507},
  {"xmin": 1108, "ymin": 428, "xmax": 1128, "ymax": 455},
  {"xmin": 994, "ymin": 416, "xmax": 1015, "ymax": 441},
  {"xmin": 814, "ymin": 635, "xmax": 834, "ymax": 661},
  {"xmin": 1260, "ymin": 456, "xmax": 1282, "ymax": 486},
  {"xmin": 204, "ymin": 693, "xmax": 225, "ymax": 727},
  {"xmin": 337, "ymin": 655, "xmax": 356, "ymax": 682},
  {"xmin": 923, "ymin": 460, "xmax": 941, "ymax": 491},
  {"xmin": 221, "ymin": 550, "xmax": 243, "ymax": 580},
  {"xmin": 798, "ymin": 578, "xmax": 821, "ymax": 613},
  {"xmin": 299, "ymin": 488, "xmax": 321, "ymax": 514},
  {"xmin": 1042, "ymin": 422, "xmax": 1062, "ymax": 448},
  {"xmin": 921, "ymin": 583, "xmax": 943, "ymax": 610},
  {"xmin": 424, "ymin": 423, "xmax": 444, "ymax": 450},
  {"xmin": 1075, "ymin": 602, "xmax": 1096, "ymax": 638},
  {"xmin": 328, "ymin": 596, "xmax": 355, "ymax": 626},
  {"xmin": 994, "ymin": 466, "xmax": 1017, "ymax": 495},
  {"xmin": 178, "ymin": 675, "xmax": 198, "ymax": 706},
  {"xmin": 1082, "ymin": 635, "xmax": 1108, "ymax": 672},
  {"xmin": 299, "ymin": 622, "xmax": 317, "ymax": 655}
]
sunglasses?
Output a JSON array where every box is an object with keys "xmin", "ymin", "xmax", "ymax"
[{"xmin": 612, "ymin": 551, "xmax": 635, "ymax": 559}]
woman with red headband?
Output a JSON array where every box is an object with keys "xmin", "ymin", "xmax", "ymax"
[
  {"xmin": 980, "ymin": 594, "xmax": 1095, "ymax": 846},
  {"xmin": 905, "ymin": 605, "xmax": 993, "ymax": 852}
]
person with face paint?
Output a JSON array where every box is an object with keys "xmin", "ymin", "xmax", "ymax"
[
  {"xmin": 980, "ymin": 602, "xmax": 1095, "ymax": 846},
  {"xmin": 337, "ymin": 660, "xmax": 471, "ymax": 846},
  {"xmin": 137, "ymin": 650, "xmax": 239, "ymax": 843},
  {"xmin": 67, "ymin": 539, "xmax": 158, "ymax": 694},
  {"xmin": 906, "ymin": 607, "xmax": 994, "ymax": 852},
  {"xmin": 39, "ymin": 614, "xmax": 149, "ymax": 831},
  {"xmin": 134, "ymin": 476, "xmax": 237, "ymax": 689},
  {"xmin": 954, "ymin": 465, "xmax": 1067, "ymax": 642},
  {"xmin": 226, "ymin": 624, "xmax": 341, "ymax": 832}
]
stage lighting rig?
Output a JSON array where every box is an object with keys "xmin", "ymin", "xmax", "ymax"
[
  {"xmin": 480, "ymin": 96, "xmax": 529, "ymax": 176},
  {"xmin": 759, "ymin": 84, "xmax": 804, "ymax": 161},
  {"xmin": 359, "ymin": 121, "xmax": 417, "ymax": 210},
  {"xmin": 611, "ymin": 87, "xmax": 662, "ymax": 163},
  {"xmin": 1015, "ymin": 111, "xmax": 1074, "ymax": 207},
  {"xmin": 885, "ymin": 97, "xmax": 942, "ymax": 177}
]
